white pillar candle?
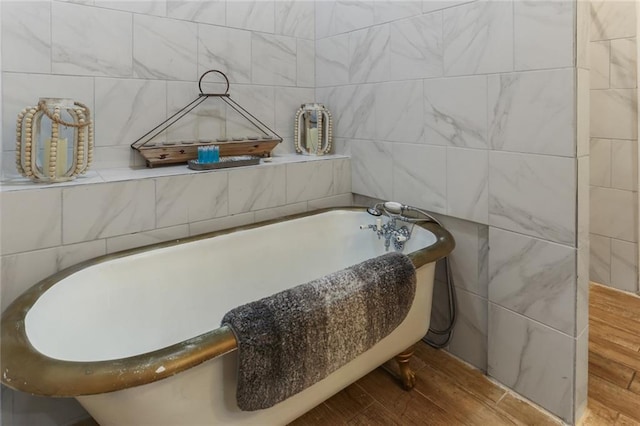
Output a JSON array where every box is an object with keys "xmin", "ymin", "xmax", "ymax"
[
  {"xmin": 57, "ymin": 137, "xmax": 68, "ymax": 177},
  {"xmin": 43, "ymin": 138, "xmax": 50, "ymax": 173},
  {"xmin": 307, "ymin": 127, "xmax": 318, "ymax": 153}
]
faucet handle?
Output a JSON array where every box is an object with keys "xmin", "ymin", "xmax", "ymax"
[{"xmin": 359, "ymin": 218, "xmax": 382, "ymax": 231}]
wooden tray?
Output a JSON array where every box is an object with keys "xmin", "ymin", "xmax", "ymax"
[
  {"xmin": 137, "ymin": 138, "xmax": 279, "ymax": 168},
  {"xmin": 187, "ymin": 156, "xmax": 261, "ymax": 170}
]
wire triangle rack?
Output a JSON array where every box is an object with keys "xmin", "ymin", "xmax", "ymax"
[{"xmin": 131, "ymin": 70, "xmax": 282, "ymax": 168}]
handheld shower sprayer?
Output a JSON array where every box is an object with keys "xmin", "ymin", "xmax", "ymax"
[
  {"xmin": 366, "ymin": 201, "xmax": 441, "ymax": 226},
  {"xmin": 382, "ymin": 201, "xmax": 403, "ymax": 215}
]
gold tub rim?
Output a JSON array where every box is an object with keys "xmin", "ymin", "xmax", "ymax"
[{"xmin": 0, "ymin": 206, "xmax": 454, "ymax": 397}]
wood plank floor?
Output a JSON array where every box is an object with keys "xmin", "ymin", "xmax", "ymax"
[
  {"xmin": 580, "ymin": 283, "xmax": 640, "ymax": 425},
  {"xmin": 289, "ymin": 342, "xmax": 561, "ymax": 426}
]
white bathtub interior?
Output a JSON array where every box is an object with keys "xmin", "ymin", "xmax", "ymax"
[{"xmin": 25, "ymin": 210, "xmax": 437, "ymax": 362}]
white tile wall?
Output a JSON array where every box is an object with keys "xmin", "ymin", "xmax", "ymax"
[
  {"xmin": 448, "ymin": 288, "xmax": 487, "ymax": 371},
  {"xmin": 590, "ymin": 233, "xmax": 611, "ymax": 285},
  {"xmin": 155, "ymin": 172, "xmax": 228, "ymax": 228},
  {"xmin": 286, "ymin": 160, "xmax": 334, "ymax": 203},
  {"xmin": 332, "ymin": 158, "xmax": 352, "ymax": 196},
  {"xmin": 590, "ymin": 138, "xmax": 611, "ymax": 187},
  {"xmin": 1, "ymin": 239, "xmax": 106, "ymax": 311},
  {"xmin": 392, "ymin": 143, "xmax": 446, "ymax": 214},
  {"xmin": 376, "ymin": 80, "xmax": 424, "ymax": 143},
  {"xmin": 228, "ymin": 164, "xmax": 286, "ymax": 214},
  {"xmin": 316, "ymin": 1, "xmax": 376, "ymax": 39},
  {"xmin": 1, "ymin": 1, "xmax": 51, "ymax": 74},
  {"xmin": 166, "ymin": 0, "xmax": 225, "ymax": 26},
  {"xmin": 423, "ymin": 76, "xmax": 488, "ymax": 148},
  {"xmin": 442, "ymin": 1, "xmax": 513, "ymax": 76},
  {"xmin": 133, "ymin": 15, "xmax": 198, "ymax": 81},
  {"xmin": 252, "ymin": 33, "xmax": 297, "ymax": 87},
  {"xmin": 351, "ymin": 139, "xmax": 392, "ymax": 200},
  {"xmin": 610, "ymin": 38, "xmax": 637, "ymax": 89},
  {"xmin": 2, "ymin": 249, "xmax": 57, "ymax": 310},
  {"xmin": 489, "ymin": 152, "xmax": 576, "ymax": 246},
  {"xmin": 591, "ymin": 0, "xmax": 636, "ymax": 41},
  {"xmin": 590, "ymin": 186, "xmax": 637, "ymax": 242},
  {"xmin": 94, "ymin": 78, "xmax": 167, "ymax": 147},
  {"xmin": 611, "ymin": 239, "xmax": 639, "ymax": 292},
  {"xmin": 198, "ymin": 25, "xmax": 252, "ymax": 84},
  {"xmin": 226, "ymin": 0, "xmax": 274, "ymax": 34},
  {"xmin": 316, "ymin": 35, "xmax": 349, "ymax": 88},
  {"xmin": 489, "ymin": 228, "xmax": 576, "ymax": 335},
  {"xmin": 62, "ymin": 180, "xmax": 156, "ymax": 244},
  {"xmin": 296, "ymin": 39, "xmax": 315, "ymax": 88},
  {"xmin": 576, "ymin": 0, "xmax": 590, "ymax": 71},
  {"xmin": 52, "ymin": 2, "xmax": 132, "ymax": 77},
  {"xmin": 611, "ymin": 139, "xmax": 638, "ymax": 191},
  {"xmin": 348, "ymin": 25, "xmax": 390, "ymax": 84},
  {"xmin": 488, "ymin": 69, "xmax": 575, "ymax": 157},
  {"xmin": 375, "ymin": 1, "xmax": 422, "ymax": 24},
  {"xmin": 591, "ymin": 89, "xmax": 638, "ymax": 140},
  {"xmin": 588, "ymin": 1, "xmax": 637, "ymax": 295},
  {"xmin": 275, "ymin": 1, "xmax": 314, "ymax": 40},
  {"xmin": 1, "ymin": 189, "xmax": 62, "ymax": 255},
  {"xmin": 389, "ymin": 12, "xmax": 442, "ymax": 80},
  {"xmin": 98, "ymin": 0, "xmax": 166, "ymax": 16},
  {"xmin": 513, "ymin": 0, "xmax": 574, "ymax": 71},
  {"xmin": 437, "ymin": 215, "xmax": 489, "ymax": 298},
  {"xmin": 590, "ymin": 41, "xmax": 610, "ymax": 89},
  {"xmin": 488, "ymin": 304, "xmax": 575, "ymax": 422},
  {"xmin": 577, "ymin": 68, "xmax": 590, "ymax": 158},
  {"xmin": 446, "ymin": 147, "xmax": 488, "ymax": 224}
]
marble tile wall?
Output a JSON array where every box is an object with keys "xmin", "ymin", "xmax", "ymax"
[
  {"xmin": 317, "ymin": 1, "xmax": 583, "ymax": 423},
  {"xmin": 589, "ymin": 0, "xmax": 639, "ymax": 294},
  {"xmin": 0, "ymin": 0, "xmax": 316, "ymax": 175},
  {"xmin": 0, "ymin": 156, "xmax": 351, "ymax": 425}
]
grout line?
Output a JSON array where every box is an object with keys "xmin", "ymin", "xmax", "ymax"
[
  {"xmin": 626, "ymin": 371, "xmax": 636, "ymax": 390},
  {"xmin": 495, "ymin": 390, "xmax": 508, "ymax": 405}
]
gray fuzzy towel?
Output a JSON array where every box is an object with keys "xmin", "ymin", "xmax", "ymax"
[{"xmin": 221, "ymin": 252, "xmax": 416, "ymax": 411}]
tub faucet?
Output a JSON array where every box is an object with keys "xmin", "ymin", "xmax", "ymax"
[{"xmin": 361, "ymin": 206, "xmax": 411, "ymax": 252}]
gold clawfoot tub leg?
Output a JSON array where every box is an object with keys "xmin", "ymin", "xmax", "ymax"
[{"xmin": 395, "ymin": 346, "xmax": 416, "ymax": 390}]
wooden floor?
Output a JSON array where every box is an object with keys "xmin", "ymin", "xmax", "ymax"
[
  {"xmin": 289, "ymin": 342, "xmax": 560, "ymax": 426},
  {"xmin": 580, "ymin": 283, "xmax": 640, "ymax": 425}
]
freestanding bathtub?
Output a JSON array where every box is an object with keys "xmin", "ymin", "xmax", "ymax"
[{"xmin": 1, "ymin": 207, "xmax": 454, "ymax": 425}]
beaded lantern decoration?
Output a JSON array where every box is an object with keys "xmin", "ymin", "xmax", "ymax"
[
  {"xmin": 16, "ymin": 98, "xmax": 93, "ymax": 182},
  {"xmin": 294, "ymin": 103, "xmax": 333, "ymax": 155}
]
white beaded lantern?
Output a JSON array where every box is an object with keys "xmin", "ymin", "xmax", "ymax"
[
  {"xmin": 294, "ymin": 103, "xmax": 332, "ymax": 155},
  {"xmin": 16, "ymin": 98, "xmax": 93, "ymax": 183}
]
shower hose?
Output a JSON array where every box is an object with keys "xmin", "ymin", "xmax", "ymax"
[{"xmin": 367, "ymin": 203, "xmax": 457, "ymax": 349}]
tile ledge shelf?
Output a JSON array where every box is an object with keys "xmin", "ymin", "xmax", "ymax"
[{"xmin": 0, "ymin": 154, "xmax": 349, "ymax": 193}]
